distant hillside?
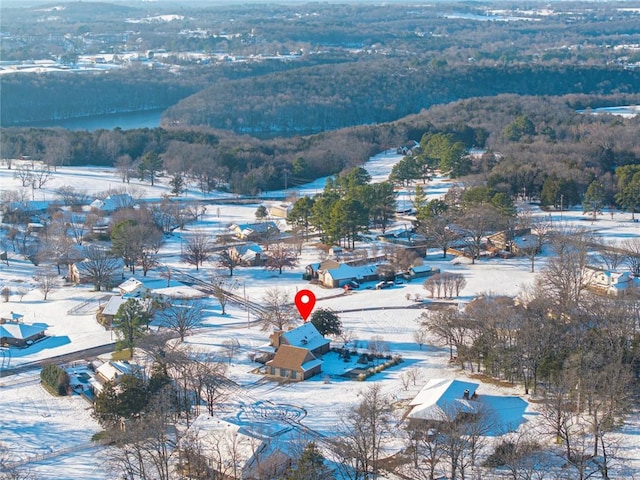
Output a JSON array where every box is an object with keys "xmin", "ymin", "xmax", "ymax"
[{"xmin": 163, "ymin": 61, "xmax": 640, "ymax": 137}]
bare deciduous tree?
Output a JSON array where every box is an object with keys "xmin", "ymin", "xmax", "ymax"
[
  {"xmin": 55, "ymin": 185, "xmax": 89, "ymax": 206},
  {"xmin": 216, "ymin": 248, "xmax": 243, "ymax": 277},
  {"xmin": 264, "ymin": 243, "xmax": 298, "ymax": 274},
  {"xmin": 13, "ymin": 166, "xmax": 33, "ymax": 187},
  {"xmin": 423, "ymin": 272, "xmax": 466, "ymax": 299},
  {"xmin": 518, "ymin": 209, "xmax": 553, "ymax": 272},
  {"xmin": 34, "ymin": 267, "xmax": 59, "ymax": 300},
  {"xmin": 331, "ymin": 383, "xmax": 393, "ymax": 480},
  {"xmin": 259, "ymin": 287, "xmax": 296, "ymax": 331},
  {"xmin": 210, "ymin": 274, "xmax": 236, "ymax": 315},
  {"xmin": 621, "ymin": 237, "xmax": 640, "ymax": 276},
  {"xmin": 459, "ymin": 204, "xmax": 505, "ymax": 264},
  {"xmin": 77, "ymin": 246, "xmax": 122, "ymax": 291},
  {"xmin": 535, "ymin": 228, "xmax": 593, "ymax": 312},
  {"xmin": 157, "ymin": 299, "xmax": 203, "ymax": 342},
  {"xmin": 420, "ymin": 308, "xmax": 472, "ymax": 368},
  {"xmin": 222, "ymin": 338, "xmax": 240, "ymax": 365},
  {"xmin": 182, "ymin": 230, "xmax": 212, "ymax": 271},
  {"xmin": 413, "ymin": 328, "xmax": 428, "ymax": 350},
  {"xmin": 115, "ymin": 154, "xmax": 134, "ymax": 183}
]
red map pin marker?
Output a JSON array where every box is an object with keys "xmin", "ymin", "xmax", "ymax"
[{"xmin": 295, "ymin": 289, "xmax": 316, "ymax": 322}]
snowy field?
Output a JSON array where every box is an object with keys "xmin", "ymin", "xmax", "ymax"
[{"xmin": 1, "ymin": 151, "xmax": 640, "ymax": 478}]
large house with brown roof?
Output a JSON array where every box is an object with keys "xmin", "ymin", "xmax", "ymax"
[
  {"xmin": 266, "ymin": 345, "xmax": 323, "ymax": 381},
  {"xmin": 262, "ymin": 323, "xmax": 330, "ymax": 381}
]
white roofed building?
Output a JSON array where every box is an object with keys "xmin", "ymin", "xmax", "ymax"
[
  {"xmin": 0, "ymin": 321, "xmax": 47, "ymax": 347},
  {"xmin": 318, "ymin": 263, "xmax": 379, "ymax": 288},
  {"xmin": 408, "ymin": 378, "xmax": 479, "ymax": 423}
]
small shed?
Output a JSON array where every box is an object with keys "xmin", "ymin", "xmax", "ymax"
[{"xmin": 268, "ymin": 203, "xmax": 292, "ymax": 219}]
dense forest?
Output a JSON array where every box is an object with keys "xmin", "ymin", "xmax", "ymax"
[
  {"xmin": 2, "ymin": 1, "xmax": 640, "ymax": 131},
  {"xmin": 0, "ymin": 56, "xmax": 346, "ymax": 127},
  {"xmin": 163, "ymin": 62, "xmax": 640, "ymax": 135}
]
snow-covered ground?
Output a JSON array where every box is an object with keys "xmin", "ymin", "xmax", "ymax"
[{"xmin": 1, "ymin": 151, "xmax": 639, "ymax": 478}]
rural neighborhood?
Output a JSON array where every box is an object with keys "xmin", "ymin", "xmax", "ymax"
[{"xmin": 1, "ymin": 144, "xmax": 640, "ymax": 480}]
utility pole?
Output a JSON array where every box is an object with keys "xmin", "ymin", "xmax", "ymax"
[{"xmin": 244, "ymin": 280, "xmax": 250, "ymax": 328}]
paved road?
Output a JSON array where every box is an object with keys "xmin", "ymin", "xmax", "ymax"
[{"xmin": 0, "ymin": 342, "xmax": 117, "ymax": 378}]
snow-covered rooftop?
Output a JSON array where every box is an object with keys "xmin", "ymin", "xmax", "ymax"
[
  {"xmin": 408, "ymin": 378, "xmax": 480, "ymax": 422},
  {"xmin": 281, "ymin": 322, "xmax": 329, "ymax": 352}
]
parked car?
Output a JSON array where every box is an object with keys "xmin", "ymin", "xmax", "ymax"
[{"xmin": 375, "ymin": 281, "xmax": 393, "ymax": 290}]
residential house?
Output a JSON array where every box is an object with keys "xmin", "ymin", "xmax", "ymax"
[
  {"xmin": 271, "ymin": 322, "xmax": 331, "ymax": 357},
  {"xmin": 265, "ymin": 345, "xmax": 323, "ymax": 381},
  {"xmin": 90, "ymin": 360, "xmax": 140, "ymax": 393},
  {"xmin": 317, "ymin": 263, "xmax": 379, "ymax": 288},
  {"xmin": 230, "ymin": 243, "xmax": 264, "ymax": 266},
  {"xmin": 68, "ymin": 255, "xmax": 125, "ymax": 287},
  {"xmin": 98, "ymin": 295, "xmax": 129, "ymax": 328},
  {"xmin": 304, "ymin": 259, "xmax": 340, "ymax": 281},
  {"xmin": 117, "ymin": 277, "xmax": 206, "ymax": 300},
  {"xmin": 0, "ymin": 321, "xmax": 47, "ymax": 347},
  {"xmin": 230, "ymin": 221, "xmax": 279, "ymax": 241},
  {"xmin": 487, "ymin": 228, "xmax": 534, "ymax": 255},
  {"xmin": 405, "ymin": 264, "xmax": 440, "ymax": 280},
  {"xmin": 7, "ymin": 200, "xmax": 51, "ymax": 216},
  {"xmin": 396, "ymin": 141, "xmax": 420, "ymax": 156},
  {"xmin": 262, "ymin": 323, "xmax": 330, "ymax": 381},
  {"xmin": 90, "ymin": 193, "xmax": 134, "ymax": 212},
  {"xmin": 377, "ymin": 227, "xmax": 426, "ymax": 246},
  {"xmin": 407, "ymin": 378, "xmax": 479, "ymax": 424},
  {"xmin": 118, "ymin": 277, "xmax": 145, "ymax": 296},
  {"xmin": 585, "ymin": 266, "xmax": 639, "ymax": 296}
]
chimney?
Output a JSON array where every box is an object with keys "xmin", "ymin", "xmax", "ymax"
[
  {"xmin": 270, "ymin": 330, "xmax": 283, "ymax": 348},
  {"xmin": 463, "ymin": 389, "xmax": 470, "ymax": 400}
]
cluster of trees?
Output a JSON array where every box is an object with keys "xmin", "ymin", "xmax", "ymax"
[
  {"xmin": 391, "ymin": 96, "xmax": 640, "ymax": 227},
  {"xmin": 413, "ymin": 229, "xmax": 639, "ymax": 478},
  {"xmin": 0, "ymin": 123, "xmax": 389, "ymax": 195},
  {"xmin": 413, "ymin": 184, "xmax": 516, "ymax": 264},
  {"xmin": 390, "ymin": 130, "xmax": 481, "ymax": 182},
  {"xmin": 40, "ymin": 363, "xmax": 70, "ymax": 396},
  {"xmin": 288, "ymin": 167, "xmax": 396, "ymax": 247},
  {"xmin": 0, "ymin": 69, "xmax": 200, "ymax": 128},
  {"xmin": 165, "ymin": 62, "xmax": 640, "ymax": 136},
  {"xmin": 422, "ymin": 272, "xmax": 466, "ymax": 299},
  {"xmin": 91, "ymin": 335, "xmax": 232, "ymax": 479}
]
